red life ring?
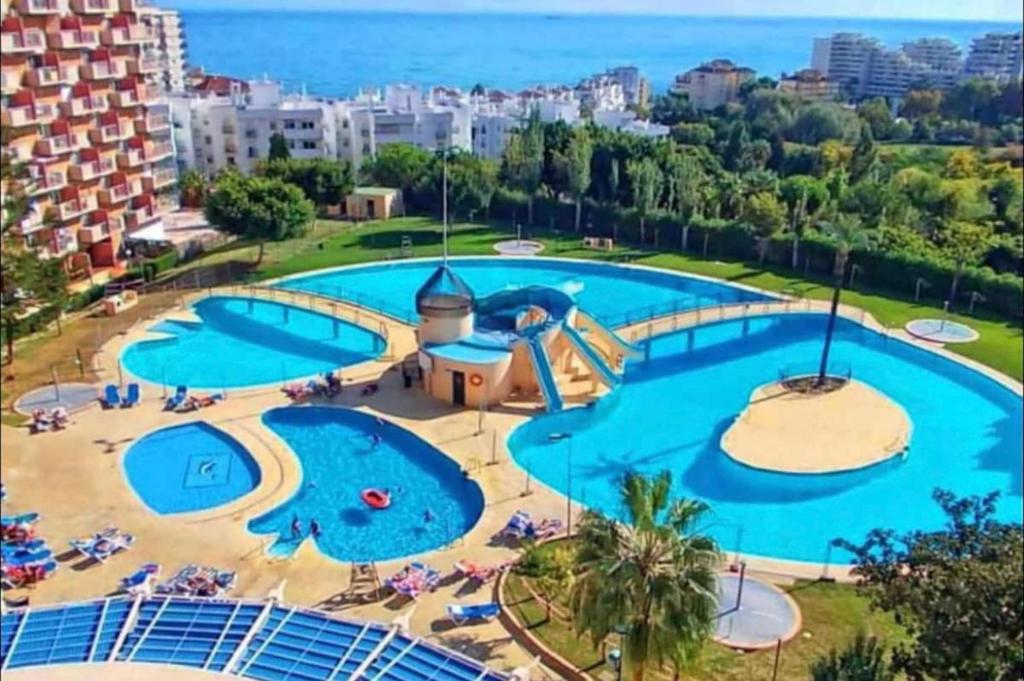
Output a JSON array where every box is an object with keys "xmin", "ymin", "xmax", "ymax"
[
  {"xmin": 361, "ymin": 488, "xmax": 391, "ymax": 510},
  {"xmin": 469, "ymin": 373, "xmax": 484, "ymax": 387}
]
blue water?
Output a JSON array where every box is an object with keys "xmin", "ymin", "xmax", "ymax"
[
  {"xmin": 123, "ymin": 423, "xmax": 262, "ymax": 515},
  {"xmin": 121, "ymin": 296, "xmax": 385, "ymax": 389},
  {"xmin": 180, "ymin": 11, "xmax": 1019, "ymax": 96},
  {"xmin": 509, "ymin": 314, "xmax": 1023, "ymax": 563},
  {"xmin": 277, "ymin": 258, "xmax": 770, "ymax": 326},
  {"xmin": 247, "ymin": 406, "xmax": 485, "ymax": 563}
]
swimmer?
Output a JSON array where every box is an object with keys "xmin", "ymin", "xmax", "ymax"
[
  {"xmin": 290, "ymin": 516, "xmax": 302, "ymax": 539},
  {"xmin": 423, "ymin": 509, "xmax": 434, "ymax": 523},
  {"xmin": 370, "ymin": 433, "xmax": 383, "ymax": 448},
  {"xmin": 310, "ymin": 518, "xmax": 322, "ymax": 538}
]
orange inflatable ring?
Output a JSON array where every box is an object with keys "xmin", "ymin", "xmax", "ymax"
[
  {"xmin": 469, "ymin": 373, "xmax": 484, "ymax": 387},
  {"xmin": 361, "ymin": 488, "xmax": 391, "ymax": 510}
]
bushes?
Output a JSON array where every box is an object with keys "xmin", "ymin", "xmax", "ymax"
[{"xmin": 141, "ymin": 249, "xmax": 179, "ymax": 281}]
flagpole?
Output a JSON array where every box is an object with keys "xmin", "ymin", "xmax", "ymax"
[{"xmin": 442, "ymin": 146, "xmax": 448, "ymax": 265}]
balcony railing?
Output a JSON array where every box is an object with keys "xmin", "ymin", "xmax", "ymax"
[
  {"xmin": 27, "ymin": 65, "xmax": 77, "ymax": 88},
  {"xmin": 29, "ymin": 170, "xmax": 67, "ymax": 196},
  {"xmin": 128, "ymin": 56, "xmax": 159, "ymax": 75},
  {"xmin": 0, "ymin": 70, "xmax": 20, "ymax": 95},
  {"xmin": 63, "ymin": 95, "xmax": 108, "ymax": 117},
  {"xmin": 78, "ymin": 219, "xmax": 119, "ymax": 245},
  {"xmin": 98, "ymin": 181, "xmax": 134, "ymax": 206},
  {"xmin": 123, "ymin": 204, "xmax": 158, "ymax": 231},
  {"xmin": 147, "ymin": 141, "xmax": 174, "ymax": 161},
  {"xmin": 1, "ymin": 29, "xmax": 46, "ymax": 53},
  {"xmin": 137, "ymin": 113, "xmax": 169, "ymax": 133},
  {"xmin": 70, "ymin": 0, "xmax": 115, "ymax": 13},
  {"xmin": 89, "ymin": 120, "xmax": 134, "ymax": 145},
  {"xmin": 18, "ymin": 0, "xmax": 61, "ymax": 15},
  {"xmin": 117, "ymin": 148, "xmax": 145, "ymax": 169},
  {"xmin": 56, "ymin": 194, "xmax": 97, "ymax": 221},
  {"xmin": 48, "ymin": 29, "xmax": 99, "ymax": 50},
  {"xmin": 109, "ymin": 86, "xmax": 151, "ymax": 108},
  {"xmin": 101, "ymin": 24, "xmax": 153, "ymax": 47},
  {"xmin": 69, "ymin": 157, "xmax": 117, "ymax": 182},
  {"xmin": 2, "ymin": 103, "xmax": 57, "ymax": 128},
  {"xmin": 80, "ymin": 60, "xmax": 126, "ymax": 81},
  {"xmin": 143, "ymin": 167, "xmax": 176, "ymax": 191},
  {"xmin": 34, "ymin": 131, "xmax": 83, "ymax": 157}
]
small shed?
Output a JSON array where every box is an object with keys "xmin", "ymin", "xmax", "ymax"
[{"xmin": 345, "ymin": 187, "xmax": 404, "ymax": 220}]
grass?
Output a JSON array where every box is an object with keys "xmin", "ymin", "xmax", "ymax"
[
  {"xmin": 165, "ymin": 215, "xmax": 1023, "ymax": 381},
  {"xmin": 503, "ymin": 542, "xmax": 906, "ymax": 681}
]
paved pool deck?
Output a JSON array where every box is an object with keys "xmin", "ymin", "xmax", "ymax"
[{"xmin": 4, "ymin": 280, "xmax": 1022, "ymax": 679}]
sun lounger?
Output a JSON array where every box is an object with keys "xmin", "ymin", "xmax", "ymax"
[
  {"xmin": 122, "ymin": 383, "xmax": 141, "ymax": 408},
  {"xmin": 1, "ymin": 559, "xmax": 58, "ymax": 588},
  {"xmin": 527, "ymin": 518, "xmax": 565, "ymax": 541},
  {"xmin": 447, "ymin": 602, "xmax": 501, "ymax": 624},
  {"xmin": 1, "ymin": 539, "xmax": 48, "ymax": 557},
  {"xmin": 453, "ymin": 560, "xmax": 511, "ymax": 583},
  {"xmin": 1, "ymin": 512, "xmax": 40, "ymax": 528},
  {"xmin": 156, "ymin": 565, "xmax": 236, "ymax": 597},
  {"xmin": 120, "ymin": 563, "xmax": 160, "ymax": 595},
  {"xmin": 102, "ymin": 384, "xmax": 121, "ymax": 408},
  {"xmin": 386, "ymin": 563, "xmax": 441, "ymax": 599},
  {"xmin": 500, "ymin": 510, "xmax": 533, "ymax": 539},
  {"xmin": 70, "ymin": 528, "xmax": 134, "ymax": 563},
  {"xmin": 3, "ymin": 547, "xmax": 53, "ymax": 567},
  {"xmin": 1, "ymin": 513, "xmax": 39, "ymax": 544},
  {"xmin": 164, "ymin": 386, "xmax": 188, "ymax": 411}
]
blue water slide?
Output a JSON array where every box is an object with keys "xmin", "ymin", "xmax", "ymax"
[
  {"xmin": 526, "ymin": 339, "xmax": 564, "ymax": 412},
  {"xmin": 576, "ymin": 310, "xmax": 641, "ymax": 356},
  {"xmin": 563, "ymin": 324, "xmax": 620, "ymax": 387}
]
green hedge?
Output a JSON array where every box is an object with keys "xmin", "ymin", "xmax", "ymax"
[{"xmin": 141, "ymin": 249, "xmax": 179, "ymax": 282}]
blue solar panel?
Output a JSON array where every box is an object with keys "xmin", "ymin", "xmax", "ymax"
[
  {"xmin": 0, "ymin": 609, "xmax": 26, "ymax": 665},
  {"xmin": 4, "ymin": 602, "xmax": 106, "ymax": 669}
]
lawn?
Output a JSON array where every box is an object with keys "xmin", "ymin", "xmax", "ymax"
[
  {"xmin": 163, "ymin": 216, "xmax": 1024, "ymax": 381},
  {"xmin": 502, "ymin": 540, "xmax": 906, "ymax": 681}
]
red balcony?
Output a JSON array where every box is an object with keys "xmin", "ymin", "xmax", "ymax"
[
  {"xmin": 17, "ymin": 0, "xmax": 60, "ymax": 15},
  {"xmin": 1, "ymin": 28, "xmax": 46, "ymax": 54},
  {"xmin": 0, "ymin": 70, "xmax": 20, "ymax": 95},
  {"xmin": 56, "ymin": 193, "xmax": 98, "ymax": 221},
  {"xmin": 101, "ymin": 23, "xmax": 153, "ymax": 47},
  {"xmin": 81, "ymin": 59, "xmax": 126, "ymax": 81},
  {"xmin": 109, "ymin": 84, "xmax": 150, "ymax": 108},
  {"xmin": 90, "ymin": 118, "xmax": 134, "ymax": 144},
  {"xmin": 136, "ymin": 112, "xmax": 170, "ymax": 134},
  {"xmin": 117, "ymin": 148, "xmax": 145, "ymax": 169},
  {"xmin": 29, "ymin": 168, "xmax": 68, "ymax": 196},
  {"xmin": 2, "ymin": 101, "xmax": 57, "ymax": 128},
  {"xmin": 69, "ymin": 156, "xmax": 117, "ymax": 182},
  {"xmin": 128, "ymin": 56, "xmax": 160, "ymax": 76},
  {"xmin": 98, "ymin": 180, "xmax": 136, "ymax": 207},
  {"xmin": 123, "ymin": 203, "xmax": 158, "ymax": 231},
  {"xmin": 34, "ymin": 130, "xmax": 83, "ymax": 157},
  {"xmin": 48, "ymin": 28, "xmax": 99, "ymax": 50},
  {"xmin": 70, "ymin": 0, "xmax": 116, "ymax": 14},
  {"xmin": 63, "ymin": 93, "xmax": 108, "ymax": 117},
  {"xmin": 143, "ymin": 167, "xmax": 177, "ymax": 191},
  {"xmin": 27, "ymin": 63, "xmax": 77, "ymax": 88},
  {"xmin": 148, "ymin": 140, "xmax": 174, "ymax": 162},
  {"xmin": 78, "ymin": 213, "xmax": 121, "ymax": 245}
]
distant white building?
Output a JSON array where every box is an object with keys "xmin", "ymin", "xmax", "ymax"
[
  {"xmin": 671, "ymin": 59, "xmax": 755, "ymax": 110},
  {"xmin": 138, "ymin": 6, "xmax": 188, "ymax": 94},
  {"xmin": 964, "ymin": 32, "xmax": 1024, "ymax": 83}
]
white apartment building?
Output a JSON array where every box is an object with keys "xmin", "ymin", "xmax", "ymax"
[
  {"xmin": 671, "ymin": 59, "xmax": 755, "ymax": 110},
  {"xmin": 138, "ymin": 6, "xmax": 186, "ymax": 93},
  {"xmin": 902, "ymin": 38, "xmax": 962, "ymax": 73},
  {"xmin": 603, "ymin": 66, "xmax": 649, "ymax": 107},
  {"xmin": 964, "ymin": 32, "xmax": 1023, "ymax": 83},
  {"xmin": 592, "ymin": 109, "xmax": 668, "ymax": 138},
  {"xmin": 811, "ymin": 33, "xmax": 880, "ymax": 96}
]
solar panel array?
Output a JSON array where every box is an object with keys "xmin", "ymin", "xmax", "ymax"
[{"xmin": 0, "ymin": 596, "xmax": 510, "ymax": 681}]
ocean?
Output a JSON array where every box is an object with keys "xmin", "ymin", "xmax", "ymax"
[{"xmin": 179, "ymin": 11, "xmax": 1020, "ymax": 97}]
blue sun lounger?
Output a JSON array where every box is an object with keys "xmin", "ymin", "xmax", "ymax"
[
  {"xmin": 164, "ymin": 385, "xmax": 187, "ymax": 411},
  {"xmin": 122, "ymin": 383, "xmax": 141, "ymax": 408},
  {"xmin": 1, "ymin": 512, "xmax": 40, "ymax": 527},
  {"xmin": 447, "ymin": 602, "xmax": 501, "ymax": 624},
  {"xmin": 102, "ymin": 384, "xmax": 121, "ymax": 408},
  {"xmin": 3, "ymin": 547, "xmax": 53, "ymax": 567},
  {"xmin": 1, "ymin": 539, "xmax": 47, "ymax": 556}
]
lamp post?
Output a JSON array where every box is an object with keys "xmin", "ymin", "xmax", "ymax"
[{"xmin": 548, "ymin": 432, "xmax": 573, "ymax": 535}]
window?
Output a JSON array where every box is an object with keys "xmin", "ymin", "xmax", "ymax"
[
  {"xmin": 227, "ymin": 157, "xmax": 235, "ymax": 166},
  {"xmin": 269, "ymin": 122, "xmax": 277, "ymax": 131},
  {"xmin": 204, "ymin": 135, "xmax": 212, "ymax": 144},
  {"xmin": 248, "ymin": 146, "xmax": 257, "ymax": 158},
  {"xmin": 302, "ymin": 140, "xmax": 316, "ymax": 149},
  {"xmin": 283, "ymin": 120, "xmax": 296, "ymax": 129},
  {"xmin": 287, "ymin": 140, "xmax": 296, "ymax": 149},
  {"xmin": 206, "ymin": 156, "xmax": 213, "ymax": 164},
  {"xmin": 245, "ymin": 129, "xmax": 258, "ymax": 139},
  {"xmin": 300, "ymin": 121, "xmax": 314, "ymax": 130}
]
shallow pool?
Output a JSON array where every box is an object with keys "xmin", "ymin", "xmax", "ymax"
[
  {"xmin": 124, "ymin": 422, "xmax": 261, "ymax": 515},
  {"xmin": 509, "ymin": 314, "xmax": 1023, "ymax": 564},
  {"xmin": 276, "ymin": 257, "xmax": 771, "ymax": 325},
  {"xmin": 121, "ymin": 296, "xmax": 385, "ymax": 389},
  {"xmin": 248, "ymin": 407, "xmax": 485, "ymax": 563}
]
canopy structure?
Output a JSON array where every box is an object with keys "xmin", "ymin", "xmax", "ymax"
[{"xmin": 415, "ymin": 264, "xmax": 475, "ymax": 317}]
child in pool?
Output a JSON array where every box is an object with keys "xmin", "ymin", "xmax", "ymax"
[
  {"xmin": 290, "ymin": 516, "xmax": 302, "ymax": 539},
  {"xmin": 310, "ymin": 518, "xmax": 322, "ymax": 538}
]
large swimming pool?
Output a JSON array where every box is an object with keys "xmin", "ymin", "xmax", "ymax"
[
  {"xmin": 275, "ymin": 257, "xmax": 771, "ymax": 325},
  {"xmin": 121, "ymin": 296, "xmax": 385, "ymax": 389},
  {"xmin": 124, "ymin": 422, "xmax": 262, "ymax": 515},
  {"xmin": 248, "ymin": 407, "xmax": 485, "ymax": 563},
  {"xmin": 509, "ymin": 314, "xmax": 1023, "ymax": 564}
]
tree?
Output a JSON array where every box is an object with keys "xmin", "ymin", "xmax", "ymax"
[
  {"xmin": 359, "ymin": 142, "xmax": 433, "ymax": 204},
  {"xmin": 670, "ymin": 122, "xmax": 715, "ymax": 147},
  {"xmin": 650, "ymin": 92, "xmax": 697, "ymax": 126},
  {"xmin": 898, "ymin": 89, "xmax": 943, "ymax": 120},
  {"xmin": 570, "ymin": 472, "xmax": 721, "ymax": 681},
  {"xmin": 627, "ymin": 157, "xmax": 661, "ymax": 247},
  {"xmin": 849, "ymin": 125, "xmax": 878, "ymax": 183},
  {"xmin": 518, "ymin": 543, "xmax": 576, "ymax": 622},
  {"xmin": 723, "ymin": 121, "xmax": 750, "ymax": 172},
  {"xmin": 667, "ymin": 154, "xmax": 708, "ymax": 251},
  {"xmin": 501, "ymin": 109, "xmax": 544, "ymax": 224},
  {"xmin": 789, "ymin": 103, "xmax": 860, "ymax": 145},
  {"xmin": 34, "ymin": 259, "xmax": 69, "ymax": 336},
  {"xmin": 438, "ymin": 151, "xmax": 498, "ymax": 223},
  {"xmin": 810, "ymin": 633, "xmax": 895, "ymax": 681},
  {"xmin": 741, "ymin": 192, "xmax": 785, "ymax": 265},
  {"xmin": 565, "ymin": 127, "xmax": 593, "ymax": 232},
  {"xmin": 780, "ymin": 175, "xmax": 829, "ymax": 268},
  {"xmin": 178, "ymin": 169, "xmax": 208, "ymax": 208},
  {"xmin": 858, "ymin": 97, "xmax": 894, "ymax": 140},
  {"xmin": 940, "ymin": 221, "xmax": 993, "ymax": 306},
  {"xmin": 988, "ymin": 173, "xmax": 1022, "ymax": 227},
  {"xmin": 815, "ymin": 213, "xmax": 869, "ymax": 387},
  {"xmin": 268, "ymin": 132, "xmax": 290, "ymax": 161},
  {"xmin": 838, "ymin": 490, "xmax": 1023, "ymax": 681},
  {"xmin": 260, "ymin": 157, "xmax": 354, "ymax": 207},
  {"xmin": 205, "ymin": 174, "xmax": 315, "ymax": 265}
]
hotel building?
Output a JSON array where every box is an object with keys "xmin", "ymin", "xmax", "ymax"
[
  {"xmin": 1, "ymin": 0, "xmax": 176, "ymax": 280},
  {"xmin": 964, "ymin": 32, "xmax": 1023, "ymax": 83},
  {"xmin": 671, "ymin": 59, "xmax": 755, "ymax": 110}
]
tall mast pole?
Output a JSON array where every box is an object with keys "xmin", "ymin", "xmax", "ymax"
[{"xmin": 442, "ymin": 147, "xmax": 448, "ymax": 264}]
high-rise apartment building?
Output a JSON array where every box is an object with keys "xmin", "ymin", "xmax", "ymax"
[
  {"xmin": 964, "ymin": 32, "xmax": 1024, "ymax": 83},
  {"xmin": 138, "ymin": 5, "xmax": 186, "ymax": 93},
  {"xmin": 1, "ymin": 0, "xmax": 177, "ymax": 280}
]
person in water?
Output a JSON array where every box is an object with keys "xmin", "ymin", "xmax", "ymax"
[
  {"xmin": 423, "ymin": 508, "xmax": 434, "ymax": 524},
  {"xmin": 290, "ymin": 516, "xmax": 302, "ymax": 539},
  {"xmin": 370, "ymin": 433, "xmax": 382, "ymax": 448},
  {"xmin": 310, "ymin": 518, "xmax": 322, "ymax": 538}
]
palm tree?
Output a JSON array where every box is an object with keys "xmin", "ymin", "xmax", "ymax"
[
  {"xmin": 570, "ymin": 471, "xmax": 721, "ymax": 681},
  {"xmin": 816, "ymin": 213, "xmax": 869, "ymax": 387},
  {"xmin": 810, "ymin": 632, "xmax": 894, "ymax": 681}
]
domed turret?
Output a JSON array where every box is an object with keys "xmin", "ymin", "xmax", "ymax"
[{"xmin": 415, "ymin": 264, "xmax": 474, "ymax": 317}]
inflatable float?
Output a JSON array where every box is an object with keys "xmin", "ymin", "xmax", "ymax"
[{"xmin": 361, "ymin": 488, "xmax": 391, "ymax": 510}]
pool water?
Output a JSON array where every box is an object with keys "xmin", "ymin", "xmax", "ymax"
[
  {"xmin": 123, "ymin": 423, "xmax": 261, "ymax": 515},
  {"xmin": 276, "ymin": 257, "xmax": 771, "ymax": 325},
  {"xmin": 121, "ymin": 296, "xmax": 385, "ymax": 389},
  {"xmin": 248, "ymin": 407, "xmax": 485, "ymax": 563},
  {"xmin": 509, "ymin": 314, "xmax": 1023, "ymax": 564}
]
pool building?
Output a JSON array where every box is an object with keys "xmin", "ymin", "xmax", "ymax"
[{"xmin": 414, "ymin": 263, "xmax": 637, "ymax": 411}]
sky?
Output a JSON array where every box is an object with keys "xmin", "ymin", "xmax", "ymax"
[{"xmin": 165, "ymin": 0, "xmax": 1023, "ymax": 22}]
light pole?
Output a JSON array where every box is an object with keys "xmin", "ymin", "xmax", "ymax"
[{"xmin": 548, "ymin": 432, "xmax": 573, "ymax": 535}]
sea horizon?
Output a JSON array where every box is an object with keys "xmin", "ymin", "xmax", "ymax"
[{"xmin": 178, "ymin": 10, "xmax": 1021, "ymax": 98}]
